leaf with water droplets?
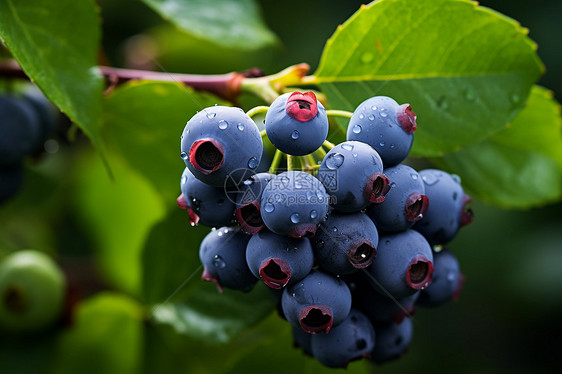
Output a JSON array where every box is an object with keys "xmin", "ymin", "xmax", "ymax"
[{"xmin": 313, "ymin": 0, "xmax": 543, "ymax": 156}]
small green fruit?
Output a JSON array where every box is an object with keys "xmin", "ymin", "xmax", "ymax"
[{"xmin": 0, "ymin": 250, "xmax": 65, "ymax": 333}]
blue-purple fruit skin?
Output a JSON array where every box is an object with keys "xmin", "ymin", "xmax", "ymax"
[
  {"xmin": 356, "ymin": 285, "xmax": 419, "ymax": 324},
  {"xmin": 311, "ymin": 309, "xmax": 375, "ymax": 368},
  {"xmin": 260, "ymin": 171, "xmax": 329, "ymax": 237},
  {"xmin": 346, "ymin": 96, "xmax": 413, "ymax": 167},
  {"xmin": 317, "ymin": 141, "xmax": 388, "ymax": 213},
  {"xmin": 292, "ymin": 324, "xmax": 313, "ymax": 356},
  {"xmin": 417, "ymin": 249, "xmax": 463, "ymax": 307},
  {"xmin": 0, "ymin": 164, "xmax": 24, "ymax": 204},
  {"xmin": 312, "ymin": 211, "xmax": 379, "ymax": 275},
  {"xmin": 370, "ymin": 318, "xmax": 414, "ymax": 364},
  {"xmin": 366, "ymin": 230, "xmax": 433, "ymax": 298},
  {"xmin": 367, "ymin": 164, "xmax": 427, "ymax": 232},
  {"xmin": 414, "ymin": 169, "xmax": 471, "ymax": 245},
  {"xmin": 245, "ymin": 230, "xmax": 314, "ymax": 289},
  {"xmin": 281, "ymin": 269, "xmax": 352, "ymax": 334},
  {"xmin": 199, "ymin": 227, "xmax": 257, "ymax": 292},
  {"xmin": 181, "ymin": 106, "xmax": 263, "ymax": 186},
  {"xmin": 264, "ymin": 92, "xmax": 328, "ymax": 156},
  {"xmin": 180, "ymin": 167, "xmax": 235, "ymax": 227}
]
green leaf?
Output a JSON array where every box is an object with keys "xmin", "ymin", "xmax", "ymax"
[
  {"xmin": 433, "ymin": 86, "xmax": 562, "ymax": 208},
  {"xmin": 141, "ymin": 0, "xmax": 278, "ymax": 50},
  {"xmin": 54, "ymin": 293, "xmax": 144, "ymax": 374},
  {"xmin": 0, "ymin": 0, "xmax": 104, "ymax": 149},
  {"xmin": 313, "ymin": 0, "xmax": 543, "ymax": 156},
  {"xmin": 142, "ymin": 209, "xmax": 276, "ymax": 343},
  {"xmin": 74, "ymin": 151, "xmax": 166, "ymax": 295},
  {"xmin": 103, "ymin": 81, "xmax": 226, "ymax": 203}
]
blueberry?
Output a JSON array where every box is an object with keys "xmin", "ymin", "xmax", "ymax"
[
  {"xmin": 22, "ymin": 90, "xmax": 58, "ymax": 152},
  {"xmin": 414, "ymin": 169, "xmax": 474, "ymax": 245},
  {"xmin": 365, "ymin": 230, "xmax": 434, "ymax": 298},
  {"xmin": 245, "ymin": 230, "xmax": 314, "ymax": 289},
  {"xmin": 0, "ymin": 250, "xmax": 65, "ymax": 333},
  {"xmin": 310, "ymin": 309, "xmax": 375, "ymax": 368},
  {"xmin": 0, "ymin": 96, "xmax": 41, "ymax": 166},
  {"xmin": 370, "ymin": 318, "xmax": 414, "ymax": 364},
  {"xmin": 199, "ymin": 227, "xmax": 257, "ymax": 292},
  {"xmin": 181, "ymin": 106, "xmax": 263, "ymax": 186},
  {"xmin": 265, "ymin": 91, "xmax": 328, "ymax": 156},
  {"xmin": 292, "ymin": 324, "xmax": 313, "ymax": 356},
  {"xmin": 260, "ymin": 171, "xmax": 330, "ymax": 238},
  {"xmin": 417, "ymin": 249, "xmax": 464, "ymax": 307},
  {"xmin": 281, "ymin": 269, "xmax": 352, "ymax": 334},
  {"xmin": 346, "ymin": 96, "xmax": 416, "ymax": 167},
  {"xmin": 366, "ymin": 164, "xmax": 428, "ymax": 232},
  {"xmin": 355, "ymin": 282, "xmax": 419, "ymax": 324},
  {"xmin": 317, "ymin": 141, "xmax": 390, "ymax": 212},
  {"xmin": 0, "ymin": 164, "xmax": 24, "ymax": 204},
  {"xmin": 178, "ymin": 167, "xmax": 235, "ymax": 227},
  {"xmin": 233, "ymin": 172, "xmax": 274, "ymax": 234},
  {"xmin": 312, "ymin": 211, "xmax": 379, "ymax": 275}
]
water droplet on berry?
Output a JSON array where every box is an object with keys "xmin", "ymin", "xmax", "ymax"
[
  {"xmin": 433, "ymin": 245, "xmax": 443, "ymax": 252},
  {"xmin": 359, "ymin": 114, "xmax": 365, "ymax": 120},
  {"xmin": 310, "ymin": 210, "xmax": 318, "ymax": 219},
  {"xmin": 451, "ymin": 174, "xmax": 462, "ymax": 184},
  {"xmin": 218, "ymin": 120, "xmax": 228, "ymax": 129},
  {"xmin": 385, "ymin": 239, "xmax": 391, "ymax": 245},
  {"xmin": 290, "ymin": 213, "xmax": 301, "ymax": 224},
  {"xmin": 243, "ymin": 179, "xmax": 253, "ymax": 185},
  {"xmin": 237, "ymin": 123, "xmax": 245, "ymax": 131},
  {"xmin": 341, "ymin": 143, "xmax": 354, "ymax": 151},
  {"xmin": 206, "ymin": 112, "xmax": 216, "ymax": 119},
  {"xmin": 380, "ymin": 108, "xmax": 388, "ymax": 117},
  {"xmin": 379, "ymin": 141, "xmax": 385, "ymax": 147},
  {"xmin": 325, "ymin": 153, "xmax": 344, "ymax": 169},
  {"xmin": 180, "ymin": 152, "xmax": 188, "ymax": 160},
  {"xmin": 248, "ymin": 157, "xmax": 258, "ymax": 169},
  {"xmin": 353, "ymin": 153, "xmax": 358, "ymax": 157},
  {"xmin": 390, "ymin": 182, "xmax": 397, "ymax": 188},
  {"xmin": 280, "ymin": 176, "xmax": 290, "ymax": 185},
  {"xmin": 316, "ymin": 240, "xmax": 324, "ymax": 249},
  {"xmin": 264, "ymin": 203, "xmax": 275, "ymax": 213},
  {"xmin": 422, "ymin": 174, "xmax": 438, "ymax": 186},
  {"xmin": 368, "ymin": 114, "xmax": 375, "ymax": 121},
  {"xmin": 411, "ymin": 173, "xmax": 418, "ymax": 180},
  {"xmin": 332, "ymin": 226, "xmax": 338, "ymax": 232},
  {"xmin": 390, "ymin": 144, "xmax": 395, "ymax": 149},
  {"xmin": 213, "ymin": 255, "xmax": 226, "ymax": 269},
  {"xmin": 291, "ymin": 130, "xmax": 300, "ymax": 140},
  {"xmin": 181, "ymin": 175, "xmax": 187, "ymax": 184},
  {"xmin": 352, "ymin": 124, "xmax": 362, "ymax": 134},
  {"xmin": 371, "ymin": 105, "xmax": 377, "ymax": 111}
]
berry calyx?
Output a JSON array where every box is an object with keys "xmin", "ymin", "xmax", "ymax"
[
  {"xmin": 406, "ymin": 255, "xmax": 434, "ymax": 290},
  {"xmin": 396, "ymin": 103, "xmax": 417, "ymax": 134},
  {"xmin": 235, "ymin": 201, "xmax": 264, "ymax": 234},
  {"xmin": 365, "ymin": 173, "xmax": 391, "ymax": 203},
  {"xmin": 189, "ymin": 138, "xmax": 224, "ymax": 175},
  {"xmin": 286, "ymin": 91, "xmax": 318, "ymax": 121},
  {"xmin": 299, "ymin": 304, "xmax": 333, "ymax": 334},
  {"xmin": 404, "ymin": 192, "xmax": 429, "ymax": 222},
  {"xmin": 347, "ymin": 240, "xmax": 376, "ymax": 269},
  {"xmin": 259, "ymin": 258, "xmax": 292, "ymax": 289}
]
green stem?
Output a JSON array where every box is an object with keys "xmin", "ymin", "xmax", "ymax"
[
  {"xmin": 326, "ymin": 109, "xmax": 353, "ymax": 119},
  {"xmin": 247, "ymin": 106, "xmax": 270, "ymax": 118},
  {"xmin": 306, "ymin": 154, "xmax": 316, "ymax": 168},
  {"xmin": 323, "ymin": 140, "xmax": 336, "ymax": 150},
  {"xmin": 259, "ymin": 129, "xmax": 267, "ymax": 138},
  {"xmin": 314, "ymin": 147, "xmax": 327, "ymax": 160},
  {"xmin": 286, "ymin": 155, "xmax": 294, "ymax": 172},
  {"xmin": 268, "ymin": 149, "xmax": 283, "ymax": 174}
]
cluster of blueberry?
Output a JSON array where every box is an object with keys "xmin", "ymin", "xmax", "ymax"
[
  {"xmin": 177, "ymin": 92, "xmax": 473, "ymax": 368},
  {"xmin": 0, "ymin": 90, "xmax": 57, "ymax": 204}
]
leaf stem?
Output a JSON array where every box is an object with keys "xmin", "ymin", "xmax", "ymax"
[
  {"xmin": 247, "ymin": 106, "xmax": 270, "ymax": 118},
  {"xmin": 259, "ymin": 129, "xmax": 267, "ymax": 138},
  {"xmin": 268, "ymin": 149, "xmax": 283, "ymax": 174},
  {"xmin": 323, "ymin": 140, "xmax": 336, "ymax": 150},
  {"xmin": 326, "ymin": 110, "xmax": 353, "ymax": 119},
  {"xmin": 286, "ymin": 155, "xmax": 294, "ymax": 172}
]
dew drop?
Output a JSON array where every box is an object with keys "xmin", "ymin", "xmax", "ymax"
[
  {"xmin": 206, "ymin": 112, "xmax": 216, "ymax": 119},
  {"xmin": 290, "ymin": 213, "xmax": 301, "ymax": 224},
  {"xmin": 213, "ymin": 255, "xmax": 226, "ymax": 269},
  {"xmin": 310, "ymin": 210, "xmax": 318, "ymax": 219},
  {"xmin": 218, "ymin": 120, "xmax": 228, "ymax": 129},
  {"xmin": 291, "ymin": 130, "xmax": 300, "ymax": 140},
  {"xmin": 237, "ymin": 123, "xmax": 245, "ymax": 131},
  {"xmin": 379, "ymin": 141, "xmax": 385, "ymax": 147},
  {"xmin": 352, "ymin": 124, "xmax": 362, "ymax": 134},
  {"xmin": 359, "ymin": 114, "xmax": 365, "ymax": 120},
  {"xmin": 390, "ymin": 144, "xmax": 395, "ymax": 149},
  {"xmin": 280, "ymin": 176, "xmax": 290, "ymax": 184},
  {"xmin": 422, "ymin": 174, "xmax": 438, "ymax": 186},
  {"xmin": 248, "ymin": 157, "xmax": 258, "ymax": 169},
  {"xmin": 264, "ymin": 203, "xmax": 275, "ymax": 213},
  {"xmin": 451, "ymin": 174, "xmax": 462, "ymax": 184},
  {"xmin": 316, "ymin": 240, "xmax": 324, "ymax": 249},
  {"xmin": 332, "ymin": 226, "xmax": 338, "ymax": 232},
  {"xmin": 380, "ymin": 108, "xmax": 388, "ymax": 117},
  {"xmin": 411, "ymin": 173, "xmax": 418, "ymax": 180},
  {"xmin": 181, "ymin": 175, "xmax": 187, "ymax": 184},
  {"xmin": 243, "ymin": 179, "xmax": 253, "ymax": 185},
  {"xmin": 180, "ymin": 152, "xmax": 188, "ymax": 160},
  {"xmin": 326, "ymin": 153, "xmax": 345, "ymax": 169},
  {"xmin": 353, "ymin": 153, "xmax": 358, "ymax": 157},
  {"xmin": 371, "ymin": 105, "xmax": 377, "ymax": 111},
  {"xmin": 361, "ymin": 52, "xmax": 374, "ymax": 64},
  {"xmin": 341, "ymin": 143, "xmax": 354, "ymax": 151},
  {"xmin": 368, "ymin": 114, "xmax": 375, "ymax": 121},
  {"xmin": 390, "ymin": 182, "xmax": 397, "ymax": 188}
]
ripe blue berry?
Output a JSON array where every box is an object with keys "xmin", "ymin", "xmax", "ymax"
[
  {"xmin": 355, "ymin": 283, "xmax": 419, "ymax": 324},
  {"xmin": 22, "ymin": 90, "xmax": 57, "ymax": 152},
  {"xmin": 346, "ymin": 96, "xmax": 416, "ymax": 167},
  {"xmin": 310, "ymin": 309, "xmax": 375, "ymax": 368},
  {"xmin": 370, "ymin": 318, "xmax": 413, "ymax": 364},
  {"xmin": 312, "ymin": 212, "xmax": 379, "ymax": 275},
  {"xmin": 181, "ymin": 106, "xmax": 263, "ymax": 186},
  {"xmin": 199, "ymin": 227, "xmax": 257, "ymax": 292},
  {"xmin": 317, "ymin": 141, "xmax": 390, "ymax": 212},
  {"xmin": 417, "ymin": 249, "xmax": 464, "ymax": 307},
  {"xmin": 366, "ymin": 230, "xmax": 434, "ymax": 298},
  {"xmin": 245, "ymin": 230, "xmax": 314, "ymax": 289},
  {"xmin": 234, "ymin": 172, "xmax": 274, "ymax": 234},
  {"xmin": 366, "ymin": 164, "xmax": 428, "ymax": 232},
  {"xmin": 414, "ymin": 169, "xmax": 474, "ymax": 245},
  {"xmin": 265, "ymin": 91, "xmax": 328, "ymax": 156},
  {"xmin": 260, "ymin": 171, "xmax": 330, "ymax": 238},
  {"xmin": 281, "ymin": 269, "xmax": 352, "ymax": 334},
  {"xmin": 292, "ymin": 324, "xmax": 313, "ymax": 356},
  {"xmin": 178, "ymin": 167, "xmax": 235, "ymax": 227},
  {"xmin": 0, "ymin": 96, "xmax": 41, "ymax": 166}
]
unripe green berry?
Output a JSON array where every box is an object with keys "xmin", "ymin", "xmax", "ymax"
[{"xmin": 0, "ymin": 250, "xmax": 65, "ymax": 333}]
